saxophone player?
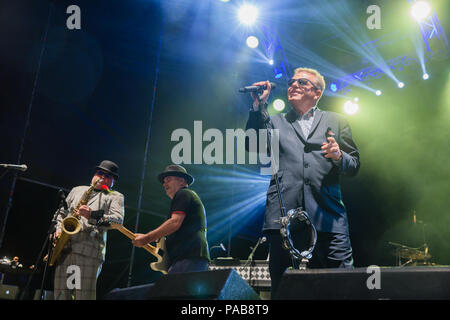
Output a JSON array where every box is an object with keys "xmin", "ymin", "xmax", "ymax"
[{"xmin": 52, "ymin": 160, "xmax": 124, "ymax": 300}]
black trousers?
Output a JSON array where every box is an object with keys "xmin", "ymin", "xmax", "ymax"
[{"xmin": 267, "ymin": 230, "xmax": 354, "ymax": 298}]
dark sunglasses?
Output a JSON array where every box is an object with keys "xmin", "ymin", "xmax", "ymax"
[
  {"xmin": 288, "ymin": 78, "xmax": 320, "ymax": 91},
  {"xmin": 95, "ymin": 170, "xmax": 113, "ymax": 178}
]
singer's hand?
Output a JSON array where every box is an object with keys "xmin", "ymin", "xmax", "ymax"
[
  {"xmin": 250, "ymin": 80, "xmax": 272, "ymax": 106},
  {"xmin": 77, "ymin": 205, "xmax": 91, "ymax": 219},
  {"xmin": 321, "ymin": 137, "xmax": 342, "ymax": 161}
]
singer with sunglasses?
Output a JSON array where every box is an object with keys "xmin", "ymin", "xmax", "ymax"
[
  {"xmin": 52, "ymin": 160, "xmax": 124, "ymax": 300},
  {"xmin": 245, "ymin": 67, "xmax": 360, "ymax": 298}
]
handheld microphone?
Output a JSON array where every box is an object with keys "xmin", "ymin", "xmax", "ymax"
[
  {"xmin": 325, "ymin": 127, "xmax": 335, "ymax": 140},
  {"xmin": 239, "ymin": 82, "xmax": 276, "ymax": 93},
  {"xmin": 0, "ymin": 164, "xmax": 28, "ymax": 171}
]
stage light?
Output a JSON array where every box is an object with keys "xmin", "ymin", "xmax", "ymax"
[
  {"xmin": 273, "ymin": 99, "xmax": 285, "ymax": 112},
  {"xmin": 398, "ymin": 82, "xmax": 405, "ymax": 88},
  {"xmin": 354, "ymin": 97, "xmax": 359, "ymax": 102},
  {"xmin": 376, "ymin": 90, "xmax": 382, "ymax": 96},
  {"xmin": 246, "ymin": 36, "xmax": 259, "ymax": 48},
  {"xmin": 344, "ymin": 100, "xmax": 359, "ymax": 115},
  {"xmin": 330, "ymin": 83, "xmax": 338, "ymax": 92},
  {"xmin": 274, "ymin": 73, "xmax": 283, "ymax": 79},
  {"xmin": 269, "ymin": 59, "xmax": 274, "ymax": 65},
  {"xmin": 238, "ymin": 4, "xmax": 258, "ymax": 25},
  {"xmin": 423, "ymin": 73, "xmax": 429, "ymax": 80},
  {"xmin": 410, "ymin": 1, "xmax": 431, "ymax": 21},
  {"xmin": 220, "ymin": 0, "xmax": 230, "ymax": 2}
]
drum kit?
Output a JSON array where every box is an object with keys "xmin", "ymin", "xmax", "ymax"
[
  {"xmin": 389, "ymin": 212, "xmax": 435, "ymax": 267},
  {"xmin": 389, "ymin": 242, "xmax": 433, "ymax": 267}
]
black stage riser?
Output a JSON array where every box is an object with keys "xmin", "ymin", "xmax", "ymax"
[
  {"xmin": 105, "ymin": 269, "xmax": 260, "ymax": 300},
  {"xmin": 275, "ymin": 266, "xmax": 450, "ymax": 300}
]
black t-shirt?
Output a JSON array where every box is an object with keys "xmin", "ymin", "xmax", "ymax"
[{"xmin": 165, "ymin": 187, "xmax": 210, "ymax": 265}]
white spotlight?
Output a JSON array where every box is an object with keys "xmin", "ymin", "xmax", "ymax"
[
  {"xmin": 344, "ymin": 101, "xmax": 359, "ymax": 115},
  {"xmin": 375, "ymin": 90, "xmax": 382, "ymax": 96},
  {"xmin": 269, "ymin": 59, "xmax": 274, "ymax": 65},
  {"xmin": 273, "ymin": 99, "xmax": 285, "ymax": 112},
  {"xmin": 238, "ymin": 4, "xmax": 259, "ymax": 25},
  {"xmin": 423, "ymin": 73, "xmax": 429, "ymax": 80},
  {"xmin": 353, "ymin": 97, "xmax": 359, "ymax": 102},
  {"xmin": 398, "ymin": 82, "xmax": 405, "ymax": 88},
  {"xmin": 410, "ymin": 1, "xmax": 431, "ymax": 21},
  {"xmin": 246, "ymin": 36, "xmax": 259, "ymax": 48}
]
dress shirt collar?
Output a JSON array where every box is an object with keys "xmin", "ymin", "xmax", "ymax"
[{"xmin": 293, "ymin": 105, "xmax": 317, "ymax": 120}]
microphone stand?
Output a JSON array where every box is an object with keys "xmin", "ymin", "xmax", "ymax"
[
  {"xmin": 243, "ymin": 237, "xmax": 265, "ymax": 288},
  {"xmin": 0, "ymin": 168, "xmax": 11, "ymax": 181},
  {"xmin": 20, "ymin": 190, "xmax": 65, "ymax": 300},
  {"xmin": 255, "ymin": 92, "xmax": 299, "ymax": 269},
  {"xmin": 244, "ymin": 237, "xmax": 265, "ymax": 268}
]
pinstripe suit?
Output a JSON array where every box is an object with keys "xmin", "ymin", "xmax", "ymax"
[{"xmin": 53, "ymin": 186, "xmax": 124, "ymax": 300}]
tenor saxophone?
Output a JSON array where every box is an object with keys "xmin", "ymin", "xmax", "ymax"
[{"xmin": 48, "ymin": 178, "xmax": 100, "ymax": 266}]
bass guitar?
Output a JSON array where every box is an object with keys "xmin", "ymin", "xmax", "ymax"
[{"xmin": 109, "ymin": 222, "xmax": 169, "ymax": 275}]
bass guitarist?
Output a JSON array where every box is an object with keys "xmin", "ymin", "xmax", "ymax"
[{"xmin": 132, "ymin": 165, "xmax": 210, "ymax": 273}]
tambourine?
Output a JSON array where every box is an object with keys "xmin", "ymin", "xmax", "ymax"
[{"xmin": 280, "ymin": 207, "xmax": 317, "ymax": 261}]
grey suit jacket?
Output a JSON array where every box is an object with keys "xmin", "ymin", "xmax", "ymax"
[
  {"xmin": 55, "ymin": 186, "xmax": 125, "ymax": 261},
  {"xmin": 246, "ymin": 107, "xmax": 360, "ymax": 234}
]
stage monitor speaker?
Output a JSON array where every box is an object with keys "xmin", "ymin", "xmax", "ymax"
[
  {"xmin": 0, "ymin": 284, "xmax": 20, "ymax": 300},
  {"xmin": 275, "ymin": 266, "xmax": 450, "ymax": 300},
  {"xmin": 105, "ymin": 269, "xmax": 260, "ymax": 300}
]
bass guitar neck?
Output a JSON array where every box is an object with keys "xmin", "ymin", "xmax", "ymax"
[{"xmin": 109, "ymin": 222, "xmax": 168, "ymax": 274}]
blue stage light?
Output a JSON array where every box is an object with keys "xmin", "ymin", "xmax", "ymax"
[
  {"xmin": 275, "ymin": 73, "xmax": 283, "ymax": 79},
  {"xmin": 246, "ymin": 36, "xmax": 259, "ymax": 48},
  {"xmin": 330, "ymin": 83, "xmax": 338, "ymax": 92},
  {"xmin": 238, "ymin": 4, "xmax": 258, "ymax": 25}
]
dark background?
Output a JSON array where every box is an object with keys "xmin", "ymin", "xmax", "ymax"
[{"xmin": 0, "ymin": 0, "xmax": 448, "ymax": 299}]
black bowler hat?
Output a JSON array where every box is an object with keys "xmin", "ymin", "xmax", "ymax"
[
  {"xmin": 157, "ymin": 164, "xmax": 194, "ymax": 186},
  {"xmin": 95, "ymin": 160, "xmax": 119, "ymax": 179}
]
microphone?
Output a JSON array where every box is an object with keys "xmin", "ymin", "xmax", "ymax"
[
  {"xmin": 325, "ymin": 127, "xmax": 335, "ymax": 139},
  {"xmin": 0, "ymin": 164, "xmax": 28, "ymax": 171},
  {"xmin": 239, "ymin": 82, "xmax": 276, "ymax": 93},
  {"xmin": 219, "ymin": 243, "xmax": 226, "ymax": 252},
  {"xmin": 260, "ymin": 236, "xmax": 267, "ymax": 244}
]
